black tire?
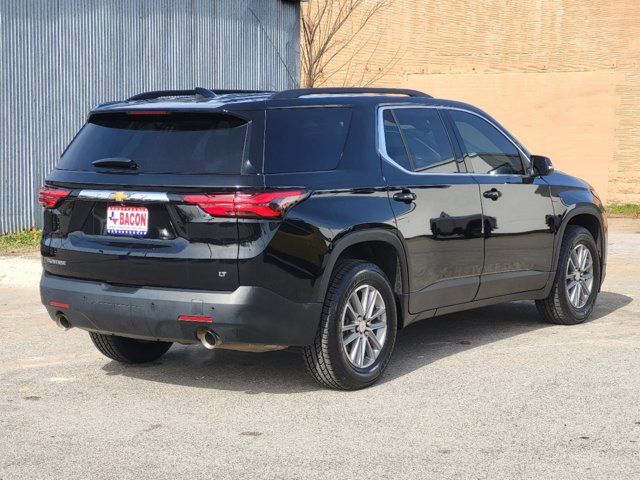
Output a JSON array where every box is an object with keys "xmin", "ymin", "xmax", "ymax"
[
  {"xmin": 303, "ymin": 260, "xmax": 398, "ymax": 390},
  {"xmin": 536, "ymin": 225, "xmax": 601, "ymax": 325},
  {"xmin": 89, "ymin": 332, "xmax": 172, "ymax": 364}
]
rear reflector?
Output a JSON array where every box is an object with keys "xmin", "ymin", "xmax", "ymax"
[
  {"xmin": 50, "ymin": 301, "xmax": 69, "ymax": 309},
  {"xmin": 38, "ymin": 185, "xmax": 71, "ymax": 209},
  {"xmin": 178, "ymin": 314, "xmax": 213, "ymax": 323},
  {"xmin": 183, "ymin": 190, "xmax": 308, "ymax": 219}
]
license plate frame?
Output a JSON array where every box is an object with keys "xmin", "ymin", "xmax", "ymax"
[{"xmin": 106, "ymin": 206, "xmax": 149, "ymax": 237}]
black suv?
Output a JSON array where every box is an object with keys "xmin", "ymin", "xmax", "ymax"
[{"xmin": 40, "ymin": 87, "xmax": 607, "ymax": 389}]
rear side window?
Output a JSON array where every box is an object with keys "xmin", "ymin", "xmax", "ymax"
[
  {"xmin": 393, "ymin": 108, "xmax": 457, "ymax": 172},
  {"xmin": 382, "ymin": 110, "xmax": 411, "ymax": 170},
  {"xmin": 383, "ymin": 108, "xmax": 460, "ymax": 173},
  {"xmin": 449, "ymin": 110, "xmax": 524, "ymax": 175},
  {"xmin": 57, "ymin": 112, "xmax": 249, "ymax": 174},
  {"xmin": 264, "ymin": 107, "xmax": 351, "ymax": 173}
]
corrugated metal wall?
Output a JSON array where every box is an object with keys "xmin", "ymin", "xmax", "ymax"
[{"xmin": 0, "ymin": 0, "xmax": 300, "ymax": 234}]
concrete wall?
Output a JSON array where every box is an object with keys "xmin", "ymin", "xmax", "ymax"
[
  {"xmin": 0, "ymin": 0, "xmax": 300, "ymax": 234},
  {"xmin": 313, "ymin": 0, "xmax": 640, "ymax": 204}
]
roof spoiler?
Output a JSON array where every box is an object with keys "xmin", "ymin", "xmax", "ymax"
[{"xmin": 126, "ymin": 88, "xmax": 273, "ymax": 102}]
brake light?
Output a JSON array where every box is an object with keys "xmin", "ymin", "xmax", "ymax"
[
  {"xmin": 183, "ymin": 193, "xmax": 236, "ymax": 217},
  {"xmin": 183, "ymin": 190, "xmax": 308, "ymax": 219},
  {"xmin": 126, "ymin": 110, "xmax": 169, "ymax": 115},
  {"xmin": 38, "ymin": 185, "xmax": 71, "ymax": 209}
]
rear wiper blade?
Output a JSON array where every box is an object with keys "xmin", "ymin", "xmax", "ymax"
[{"xmin": 92, "ymin": 157, "xmax": 138, "ymax": 169}]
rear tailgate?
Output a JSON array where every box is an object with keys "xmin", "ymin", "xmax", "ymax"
[
  {"xmin": 42, "ymin": 185, "xmax": 245, "ymax": 291},
  {"xmin": 41, "ymin": 108, "xmax": 265, "ymax": 291}
]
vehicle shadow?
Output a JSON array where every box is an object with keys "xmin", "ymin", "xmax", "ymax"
[
  {"xmin": 101, "ymin": 291, "xmax": 632, "ymax": 394},
  {"xmin": 380, "ymin": 290, "xmax": 632, "ymax": 385}
]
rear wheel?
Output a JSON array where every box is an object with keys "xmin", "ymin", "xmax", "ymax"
[
  {"xmin": 536, "ymin": 225, "xmax": 600, "ymax": 325},
  {"xmin": 303, "ymin": 260, "xmax": 397, "ymax": 390},
  {"xmin": 89, "ymin": 332, "xmax": 172, "ymax": 363}
]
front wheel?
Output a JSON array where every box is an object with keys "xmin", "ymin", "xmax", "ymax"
[
  {"xmin": 303, "ymin": 260, "xmax": 398, "ymax": 390},
  {"xmin": 90, "ymin": 332, "xmax": 172, "ymax": 364},
  {"xmin": 536, "ymin": 225, "xmax": 601, "ymax": 325}
]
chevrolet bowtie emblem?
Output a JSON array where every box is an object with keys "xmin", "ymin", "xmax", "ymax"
[{"xmin": 111, "ymin": 191, "xmax": 129, "ymax": 202}]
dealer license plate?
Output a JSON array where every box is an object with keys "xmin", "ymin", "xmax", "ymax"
[{"xmin": 106, "ymin": 206, "xmax": 149, "ymax": 237}]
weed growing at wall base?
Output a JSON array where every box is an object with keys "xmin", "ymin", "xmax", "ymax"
[
  {"xmin": 0, "ymin": 229, "xmax": 41, "ymax": 253},
  {"xmin": 607, "ymin": 204, "xmax": 640, "ymax": 218}
]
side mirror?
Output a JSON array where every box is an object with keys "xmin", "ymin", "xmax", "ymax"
[{"xmin": 531, "ymin": 155, "xmax": 554, "ymax": 176}]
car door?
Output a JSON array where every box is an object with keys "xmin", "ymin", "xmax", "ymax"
[
  {"xmin": 446, "ymin": 109, "xmax": 556, "ymax": 299},
  {"xmin": 380, "ymin": 106, "xmax": 484, "ymax": 314}
]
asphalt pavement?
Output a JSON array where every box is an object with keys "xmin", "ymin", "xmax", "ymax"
[{"xmin": 1, "ymin": 218, "xmax": 638, "ymax": 479}]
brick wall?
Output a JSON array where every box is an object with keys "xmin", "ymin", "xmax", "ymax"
[{"xmin": 310, "ymin": 0, "xmax": 640, "ymax": 204}]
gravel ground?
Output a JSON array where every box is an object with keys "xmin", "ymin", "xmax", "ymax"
[{"xmin": 1, "ymin": 219, "xmax": 639, "ymax": 479}]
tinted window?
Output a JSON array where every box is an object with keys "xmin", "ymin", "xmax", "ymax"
[
  {"xmin": 382, "ymin": 110, "xmax": 411, "ymax": 170},
  {"xmin": 57, "ymin": 112, "xmax": 249, "ymax": 174},
  {"xmin": 392, "ymin": 109, "xmax": 458, "ymax": 172},
  {"xmin": 449, "ymin": 110, "xmax": 524, "ymax": 175},
  {"xmin": 264, "ymin": 107, "xmax": 351, "ymax": 173}
]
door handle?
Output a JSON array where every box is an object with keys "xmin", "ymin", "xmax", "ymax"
[
  {"xmin": 393, "ymin": 191, "xmax": 417, "ymax": 203},
  {"xmin": 483, "ymin": 188, "xmax": 502, "ymax": 201}
]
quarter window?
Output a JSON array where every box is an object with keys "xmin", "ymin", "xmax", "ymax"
[
  {"xmin": 449, "ymin": 110, "xmax": 524, "ymax": 175},
  {"xmin": 264, "ymin": 107, "xmax": 352, "ymax": 173},
  {"xmin": 383, "ymin": 108, "xmax": 459, "ymax": 173}
]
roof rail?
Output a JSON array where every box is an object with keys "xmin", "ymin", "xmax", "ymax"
[
  {"xmin": 211, "ymin": 89, "xmax": 274, "ymax": 95},
  {"xmin": 272, "ymin": 87, "xmax": 431, "ymax": 100},
  {"xmin": 126, "ymin": 88, "xmax": 217, "ymax": 102}
]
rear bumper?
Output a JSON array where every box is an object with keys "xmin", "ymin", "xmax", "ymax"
[{"xmin": 40, "ymin": 272, "xmax": 322, "ymax": 346}]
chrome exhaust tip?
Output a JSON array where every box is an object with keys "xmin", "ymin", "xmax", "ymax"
[
  {"xmin": 196, "ymin": 329, "xmax": 218, "ymax": 350},
  {"xmin": 55, "ymin": 313, "xmax": 72, "ymax": 331}
]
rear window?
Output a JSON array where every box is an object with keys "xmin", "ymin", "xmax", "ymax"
[
  {"xmin": 57, "ymin": 112, "xmax": 249, "ymax": 174},
  {"xmin": 264, "ymin": 107, "xmax": 351, "ymax": 173}
]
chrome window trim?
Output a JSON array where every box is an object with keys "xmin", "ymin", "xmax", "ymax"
[
  {"xmin": 377, "ymin": 105, "xmax": 533, "ymax": 177},
  {"xmin": 78, "ymin": 190, "xmax": 169, "ymax": 202}
]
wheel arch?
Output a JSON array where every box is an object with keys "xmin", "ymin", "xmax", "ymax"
[
  {"xmin": 316, "ymin": 229, "xmax": 410, "ymax": 328},
  {"xmin": 553, "ymin": 205, "xmax": 606, "ymax": 280}
]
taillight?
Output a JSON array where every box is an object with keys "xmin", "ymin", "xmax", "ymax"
[
  {"xmin": 183, "ymin": 190, "xmax": 309, "ymax": 219},
  {"xmin": 38, "ymin": 185, "xmax": 71, "ymax": 209}
]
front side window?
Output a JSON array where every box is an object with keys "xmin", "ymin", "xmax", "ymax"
[
  {"xmin": 383, "ymin": 108, "xmax": 459, "ymax": 173},
  {"xmin": 449, "ymin": 110, "xmax": 524, "ymax": 175}
]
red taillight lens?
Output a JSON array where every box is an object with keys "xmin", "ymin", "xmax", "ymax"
[
  {"xmin": 38, "ymin": 185, "xmax": 71, "ymax": 209},
  {"xmin": 183, "ymin": 193, "xmax": 236, "ymax": 217},
  {"xmin": 234, "ymin": 191, "xmax": 308, "ymax": 218},
  {"xmin": 183, "ymin": 190, "xmax": 308, "ymax": 219}
]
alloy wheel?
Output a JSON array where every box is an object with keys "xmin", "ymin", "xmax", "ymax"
[
  {"xmin": 565, "ymin": 244, "xmax": 594, "ymax": 309},
  {"xmin": 340, "ymin": 284, "xmax": 388, "ymax": 369}
]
